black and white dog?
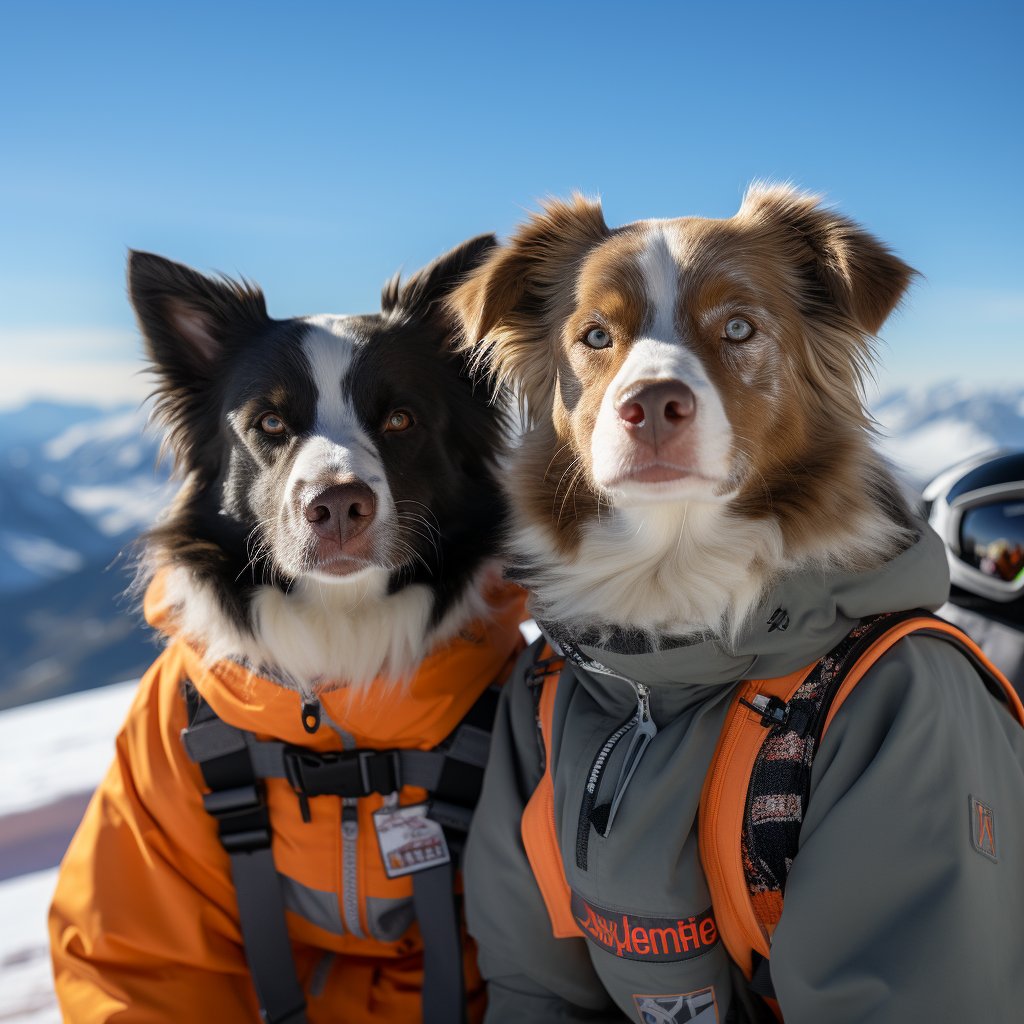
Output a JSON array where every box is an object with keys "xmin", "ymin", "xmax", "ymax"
[{"xmin": 129, "ymin": 234, "xmax": 507, "ymax": 693}]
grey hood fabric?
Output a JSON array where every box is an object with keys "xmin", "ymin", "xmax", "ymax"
[{"xmin": 464, "ymin": 523, "xmax": 1024, "ymax": 1023}]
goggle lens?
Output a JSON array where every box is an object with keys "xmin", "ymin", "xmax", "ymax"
[{"xmin": 959, "ymin": 501, "xmax": 1024, "ymax": 583}]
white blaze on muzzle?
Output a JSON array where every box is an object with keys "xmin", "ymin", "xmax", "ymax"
[
  {"xmin": 278, "ymin": 321, "xmax": 397, "ymax": 578},
  {"xmin": 590, "ymin": 226, "xmax": 733, "ymax": 501}
]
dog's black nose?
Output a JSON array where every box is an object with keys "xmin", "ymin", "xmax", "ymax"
[
  {"xmin": 305, "ymin": 481, "xmax": 377, "ymax": 543},
  {"xmin": 616, "ymin": 380, "xmax": 696, "ymax": 446}
]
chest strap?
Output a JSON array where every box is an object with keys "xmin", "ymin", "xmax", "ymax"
[{"xmin": 182, "ymin": 683, "xmax": 500, "ymax": 1024}]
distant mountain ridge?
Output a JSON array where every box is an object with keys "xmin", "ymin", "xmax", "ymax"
[
  {"xmin": 874, "ymin": 382, "xmax": 1024, "ymax": 487},
  {"xmin": 0, "ymin": 400, "xmax": 170, "ymax": 594},
  {"xmin": 0, "ymin": 401, "xmax": 169, "ymax": 708},
  {"xmin": 1, "ymin": 385, "xmax": 1022, "ymax": 708}
]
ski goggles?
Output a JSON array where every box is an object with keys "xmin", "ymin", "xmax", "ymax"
[{"xmin": 945, "ymin": 482, "xmax": 1024, "ymax": 601}]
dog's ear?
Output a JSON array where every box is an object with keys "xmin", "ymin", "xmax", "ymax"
[
  {"xmin": 128, "ymin": 250, "xmax": 268, "ymax": 380},
  {"xmin": 380, "ymin": 233, "xmax": 499, "ymax": 323},
  {"xmin": 448, "ymin": 195, "xmax": 609, "ymax": 419},
  {"xmin": 739, "ymin": 184, "xmax": 916, "ymax": 334},
  {"xmin": 128, "ymin": 251, "xmax": 269, "ymax": 475}
]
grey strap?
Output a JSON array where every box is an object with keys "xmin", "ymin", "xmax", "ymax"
[
  {"xmin": 230, "ymin": 846, "xmax": 309, "ymax": 1024},
  {"xmin": 412, "ymin": 858, "xmax": 466, "ymax": 1024},
  {"xmin": 180, "ymin": 709, "xmax": 247, "ymax": 762},
  {"xmin": 182, "ymin": 695, "xmax": 308, "ymax": 1024}
]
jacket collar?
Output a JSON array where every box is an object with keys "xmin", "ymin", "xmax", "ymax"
[
  {"xmin": 145, "ymin": 574, "xmax": 526, "ymax": 749},
  {"xmin": 542, "ymin": 523, "xmax": 950, "ymax": 712}
]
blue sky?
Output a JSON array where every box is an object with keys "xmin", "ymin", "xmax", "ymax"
[{"xmin": 1, "ymin": 0, "xmax": 1021, "ymax": 408}]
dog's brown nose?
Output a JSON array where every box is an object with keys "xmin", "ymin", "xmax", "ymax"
[
  {"xmin": 304, "ymin": 481, "xmax": 376, "ymax": 543},
  {"xmin": 616, "ymin": 380, "xmax": 696, "ymax": 446}
]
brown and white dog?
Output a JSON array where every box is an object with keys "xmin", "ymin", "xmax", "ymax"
[{"xmin": 450, "ymin": 185, "xmax": 917, "ymax": 641}]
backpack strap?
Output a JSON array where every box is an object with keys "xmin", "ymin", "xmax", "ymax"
[
  {"xmin": 699, "ymin": 609, "xmax": 1024, "ymax": 995},
  {"xmin": 411, "ymin": 857, "xmax": 465, "ymax": 1024},
  {"xmin": 408, "ymin": 683, "xmax": 503, "ymax": 1024},
  {"xmin": 181, "ymin": 687, "xmax": 308, "ymax": 1024},
  {"xmin": 820, "ymin": 613, "xmax": 1024, "ymax": 737},
  {"xmin": 698, "ymin": 664, "xmax": 815, "ymax": 980}
]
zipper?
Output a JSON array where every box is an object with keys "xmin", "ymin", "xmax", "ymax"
[
  {"xmin": 575, "ymin": 712, "xmax": 637, "ymax": 869},
  {"xmin": 340, "ymin": 798, "xmax": 364, "ymax": 938},
  {"xmin": 575, "ymin": 679, "xmax": 658, "ymax": 870},
  {"xmin": 603, "ymin": 682, "xmax": 657, "ymax": 834}
]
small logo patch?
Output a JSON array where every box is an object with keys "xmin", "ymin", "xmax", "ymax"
[
  {"xmin": 633, "ymin": 987, "xmax": 719, "ymax": 1024},
  {"xmin": 766, "ymin": 608, "xmax": 790, "ymax": 632},
  {"xmin": 969, "ymin": 795, "xmax": 997, "ymax": 862},
  {"xmin": 571, "ymin": 892, "xmax": 719, "ymax": 962}
]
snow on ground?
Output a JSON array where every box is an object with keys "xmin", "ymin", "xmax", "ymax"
[
  {"xmin": 0, "ymin": 681, "xmax": 136, "ymax": 819},
  {"xmin": 0, "ymin": 869, "xmax": 61, "ymax": 1024},
  {"xmin": 0, "ymin": 683, "xmax": 138, "ymax": 1022}
]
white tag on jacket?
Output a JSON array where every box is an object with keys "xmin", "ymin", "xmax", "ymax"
[{"xmin": 373, "ymin": 803, "xmax": 451, "ymax": 878}]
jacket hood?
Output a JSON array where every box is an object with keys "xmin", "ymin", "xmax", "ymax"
[
  {"xmin": 549, "ymin": 521, "xmax": 950, "ymax": 692},
  {"xmin": 143, "ymin": 573, "xmax": 527, "ymax": 750}
]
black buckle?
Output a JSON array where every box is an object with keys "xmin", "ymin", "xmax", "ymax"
[
  {"xmin": 362, "ymin": 749, "xmax": 403, "ymax": 795},
  {"xmin": 202, "ymin": 783, "xmax": 272, "ymax": 853},
  {"xmin": 284, "ymin": 748, "xmax": 402, "ymax": 800},
  {"xmin": 739, "ymin": 694, "xmax": 791, "ymax": 729}
]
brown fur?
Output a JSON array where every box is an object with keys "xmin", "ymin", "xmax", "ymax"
[{"xmin": 450, "ymin": 185, "xmax": 918, "ymax": 592}]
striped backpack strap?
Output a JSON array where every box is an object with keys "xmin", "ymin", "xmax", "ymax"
[{"xmin": 699, "ymin": 610, "xmax": 1024, "ymax": 1001}]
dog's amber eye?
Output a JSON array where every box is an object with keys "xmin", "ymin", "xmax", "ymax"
[
  {"xmin": 723, "ymin": 317, "xmax": 755, "ymax": 342},
  {"xmin": 259, "ymin": 413, "xmax": 287, "ymax": 436},
  {"xmin": 385, "ymin": 410, "xmax": 413, "ymax": 432},
  {"xmin": 584, "ymin": 327, "xmax": 612, "ymax": 349}
]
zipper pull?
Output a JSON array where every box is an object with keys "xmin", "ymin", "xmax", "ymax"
[
  {"xmin": 301, "ymin": 698, "xmax": 322, "ymax": 734},
  {"xmin": 601, "ymin": 683, "xmax": 658, "ymax": 837}
]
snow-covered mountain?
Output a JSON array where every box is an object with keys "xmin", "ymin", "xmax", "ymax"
[
  {"xmin": 0, "ymin": 401, "xmax": 170, "ymax": 593},
  {"xmin": 0, "ymin": 402, "xmax": 170, "ymax": 708},
  {"xmin": 0, "ymin": 384, "xmax": 1022, "ymax": 708},
  {"xmin": 874, "ymin": 382, "xmax": 1024, "ymax": 488}
]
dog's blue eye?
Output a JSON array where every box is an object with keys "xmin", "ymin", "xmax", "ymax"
[
  {"xmin": 723, "ymin": 317, "xmax": 755, "ymax": 342},
  {"xmin": 259, "ymin": 413, "xmax": 287, "ymax": 436},
  {"xmin": 584, "ymin": 328, "xmax": 612, "ymax": 349}
]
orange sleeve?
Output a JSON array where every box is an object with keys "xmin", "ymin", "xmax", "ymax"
[{"xmin": 49, "ymin": 650, "xmax": 261, "ymax": 1022}]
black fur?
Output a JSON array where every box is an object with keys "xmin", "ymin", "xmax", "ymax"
[{"xmin": 130, "ymin": 235, "xmax": 506, "ymax": 640}]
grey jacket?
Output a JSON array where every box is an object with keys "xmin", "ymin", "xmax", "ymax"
[{"xmin": 465, "ymin": 527, "xmax": 1024, "ymax": 1023}]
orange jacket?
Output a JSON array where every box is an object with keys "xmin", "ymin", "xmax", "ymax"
[{"xmin": 49, "ymin": 581, "xmax": 526, "ymax": 1023}]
